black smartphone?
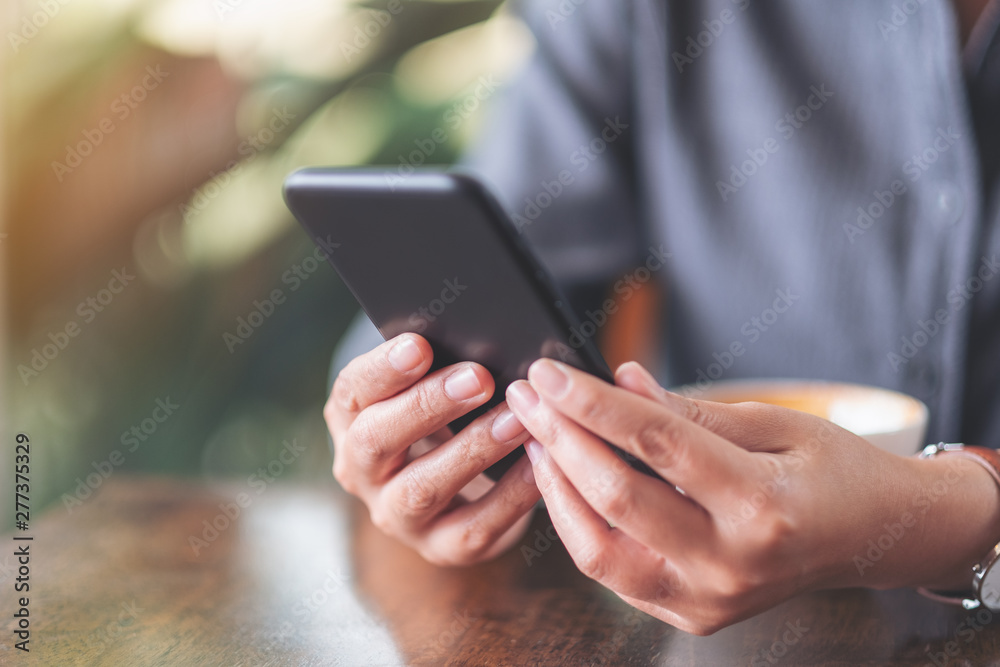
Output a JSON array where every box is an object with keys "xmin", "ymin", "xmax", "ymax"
[{"xmin": 284, "ymin": 168, "xmax": 643, "ymax": 480}]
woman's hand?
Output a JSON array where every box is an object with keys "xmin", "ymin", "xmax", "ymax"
[
  {"xmin": 505, "ymin": 359, "xmax": 1000, "ymax": 634},
  {"xmin": 326, "ymin": 333, "xmax": 540, "ymax": 565}
]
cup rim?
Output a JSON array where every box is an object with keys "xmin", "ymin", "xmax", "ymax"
[{"xmin": 673, "ymin": 378, "xmax": 929, "ymax": 437}]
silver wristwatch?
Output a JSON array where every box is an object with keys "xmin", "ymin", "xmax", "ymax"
[
  {"xmin": 973, "ymin": 543, "xmax": 1000, "ymax": 611},
  {"xmin": 917, "ymin": 443, "xmax": 1000, "ymax": 611}
]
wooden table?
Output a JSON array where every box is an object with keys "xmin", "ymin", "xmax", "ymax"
[{"xmin": 2, "ymin": 476, "xmax": 999, "ymax": 666}]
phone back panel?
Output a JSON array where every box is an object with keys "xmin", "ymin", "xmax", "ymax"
[{"xmin": 284, "ymin": 168, "xmax": 614, "ymax": 477}]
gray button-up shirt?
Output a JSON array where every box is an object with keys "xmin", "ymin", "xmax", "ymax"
[{"xmin": 337, "ymin": 0, "xmax": 1000, "ymax": 447}]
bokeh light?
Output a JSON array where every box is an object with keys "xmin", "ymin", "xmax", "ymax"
[{"xmin": 2, "ymin": 0, "xmax": 534, "ymax": 526}]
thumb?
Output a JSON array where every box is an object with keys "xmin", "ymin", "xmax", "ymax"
[{"xmin": 613, "ymin": 362, "xmax": 789, "ymax": 452}]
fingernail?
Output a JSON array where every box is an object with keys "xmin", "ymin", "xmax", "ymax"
[
  {"xmin": 529, "ymin": 360, "xmax": 570, "ymax": 399},
  {"xmin": 491, "ymin": 409, "xmax": 523, "ymax": 442},
  {"xmin": 506, "ymin": 381, "xmax": 539, "ymax": 417},
  {"xmin": 633, "ymin": 363, "xmax": 661, "ymax": 391},
  {"xmin": 525, "ymin": 438, "xmax": 543, "ymax": 465},
  {"xmin": 444, "ymin": 367, "xmax": 483, "ymax": 401},
  {"xmin": 617, "ymin": 361, "xmax": 661, "ymax": 393},
  {"xmin": 388, "ymin": 337, "xmax": 423, "ymax": 372}
]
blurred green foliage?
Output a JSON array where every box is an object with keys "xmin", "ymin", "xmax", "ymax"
[{"xmin": 4, "ymin": 0, "xmax": 532, "ymax": 527}]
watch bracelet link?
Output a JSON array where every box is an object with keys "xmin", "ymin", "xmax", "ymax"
[{"xmin": 914, "ymin": 443, "xmax": 1000, "ymax": 611}]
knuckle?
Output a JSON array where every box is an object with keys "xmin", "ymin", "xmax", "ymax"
[
  {"xmin": 629, "ymin": 420, "xmax": 689, "ymax": 474},
  {"xmin": 500, "ymin": 466, "xmax": 536, "ymax": 505},
  {"xmin": 349, "ymin": 417, "xmax": 392, "ymax": 468},
  {"xmin": 331, "ymin": 373, "xmax": 362, "ymax": 414},
  {"xmin": 456, "ymin": 517, "xmax": 494, "ymax": 559},
  {"xmin": 545, "ymin": 414, "xmax": 584, "ymax": 456},
  {"xmin": 459, "ymin": 426, "xmax": 492, "ymax": 474},
  {"xmin": 368, "ymin": 506, "xmax": 395, "ymax": 537},
  {"xmin": 573, "ymin": 544, "xmax": 610, "ymax": 582},
  {"xmin": 411, "ymin": 381, "xmax": 443, "ymax": 422},
  {"xmin": 574, "ymin": 385, "xmax": 607, "ymax": 423},
  {"xmin": 591, "ymin": 476, "xmax": 635, "ymax": 525},
  {"xmin": 325, "ymin": 406, "xmax": 350, "ymax": 456},
  {"xmin": 323, "ymin": 396, "xmax": 339, "ymax": 429},
  {"xmin": 706, "ymin": 560, "xmax": 759, "ymax": 604},
  {"xmin": 493, "ymin": 474, "xmax": 539, "ymax": 519},
  {"xmin": 419, "ymin": 544, "xmax": 474, "ymax": 568},
  {"xmin": 681, "ymin": 398, "xmax": 705, "ymax": 425},
  {"xmin": 712, "ymin": 569, "xmax": 752, "ymax": 602},
  {"xmin": 685, "ymin": 617, "xmax": 726, "ymax": 637},
  {"xmin": 332, "ymin": 459, "xmax": 355, "ymax": 494},
  {"xmin": 496, "ymin": 480, "xmax": 526, "ymax": 511},
  {"xmin": 743, "ymin": 467, "xmax": 797, "ymax": 546},
  {"xmin": 418, "ymin": 548, "xmax": 451, "ymax": 567},
  {"xmin": 395, "ymin": 469, "xmax": 439, "ymax": 519},
  {"xmin": 683, "ymin": 399, "xmax": 722, "ymax": 434},
  {"xmin": 652, "ymin": 571, "xmax": 685, "ymax": 603},
  {"xmin": 754, "ymin": 509, "xmax": 797, "ymax": 552}
]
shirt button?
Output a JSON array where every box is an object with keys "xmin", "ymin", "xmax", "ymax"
[{"xmin": 934, "ymin": 181, "xmax": 964, "ymax": 226}]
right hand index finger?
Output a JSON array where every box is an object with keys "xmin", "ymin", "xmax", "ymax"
[{"xmin": 326, "ymin": 333, "xmax": 434, "ymax": 433}]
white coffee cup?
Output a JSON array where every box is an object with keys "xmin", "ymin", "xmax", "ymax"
[{"xmin": 680, "ymin": 379, "xmax": 929, "ymax": 457}]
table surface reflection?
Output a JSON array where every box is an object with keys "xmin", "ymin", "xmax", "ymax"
[{"xmin": 2, "ymin": 476, "xmax": 999, "ymax": 666}]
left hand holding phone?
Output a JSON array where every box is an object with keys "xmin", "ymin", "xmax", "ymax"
[{"xmin": 326, "ymin": 333, "xmax": 541, "ymax": 565}]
